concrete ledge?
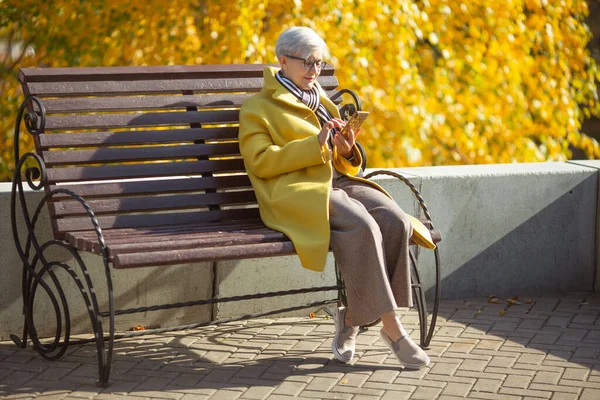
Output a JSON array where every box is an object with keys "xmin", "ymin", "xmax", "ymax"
[
  {"xmin": 389, "ymin": 162, "xmax": 598, "ymax": 301},
  {"xmin": 213, "ymin": 254, "xmax": 338, "ymax": 319},
  {"xmin": 1, "ymin": 162, "xmax": 598, "ymax": 339}
]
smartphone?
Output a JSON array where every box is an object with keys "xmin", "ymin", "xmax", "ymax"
[{"xmin": 338, "ymin": 111, "xmax": 369, "ymax": 139}]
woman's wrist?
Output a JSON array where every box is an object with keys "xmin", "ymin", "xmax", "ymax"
[
  {"xmin": 339, "ymin": 147, "xmax": 353, "ymax": 159},
  {"xmin": 319, "ymin": 133, "xmax": 328, "ymax": 146}
]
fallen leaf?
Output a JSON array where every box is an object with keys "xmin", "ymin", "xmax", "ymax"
[
  {"xmin": 488, "ymin": 295, "xmax": 503, "ymax": 304},
  {"xmin": 525, "ymin": 298, "xmax": 533, "ymax": 304},
  {"xmin": 341, "ymin": 379, "xmax": 348, "ymax": 384},
  {"xmin": 129, "ymin": 325, "xmax": 145, "ymax": 331},
  {"xmin": 309, "ymin": 312, "xmax": 317, "ymax": 319},
  {"xmin": 499, "ymin": 310, "xmax": 505, "ymax": 316},
  {"xmin": 507, "ymin": 298, "xmax": 521, "ymax": 306}
]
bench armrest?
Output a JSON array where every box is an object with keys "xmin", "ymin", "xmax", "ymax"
[
  {"xmin": 11, "ymin": 96, "xmax": 109, "ymax": 265},
  {"xmin": 330, "ymin": 88, "xmax": 362, "ymax": 113},
  {"xmin": 12, "ymin": 155, "xmax": 109, "ymax": 267}
]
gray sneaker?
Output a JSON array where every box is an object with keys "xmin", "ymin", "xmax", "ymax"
[
  {"xmin": 380, "ymin": 328, "xmax": 430, "ymax": 369},
  {"xmin": 332, "ymin": 307, "xmax": 359, "ymax": 363}
]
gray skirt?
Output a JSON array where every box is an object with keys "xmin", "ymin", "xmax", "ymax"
[{"xmin": 329, "ymin": 175, "xmax": 413, "ymax": 326}]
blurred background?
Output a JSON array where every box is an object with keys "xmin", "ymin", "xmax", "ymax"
[{"xmin": 2, "ymin": 0, "xmax": 600, "ymax": 181}]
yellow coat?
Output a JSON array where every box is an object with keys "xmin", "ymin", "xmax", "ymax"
[
  {"xmin": 239, "ymin": 66, "xmax": 373, "ymax": 271},
  {"xmin": 239, "ymin": 67, "xmax": 436, "ymax": 271}
]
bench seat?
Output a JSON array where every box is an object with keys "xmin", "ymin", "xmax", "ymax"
[{"xmin": 65, "ymin": 218, "xmax": 441, "ymax": 269}]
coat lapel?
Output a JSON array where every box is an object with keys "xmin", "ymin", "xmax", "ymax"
[
  {"xmin": 271, "ymin": 88, "xmax": 312, "ymax": 113},
  {"xmin": 264, "ymin": 66, "xmax": 341, "ymax": 120},
  {"xmin": 264, "ymin": 67, "xmax": 311, "ymax": 113}
]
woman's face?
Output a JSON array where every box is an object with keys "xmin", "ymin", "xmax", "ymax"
[{"xmin": 280, "ymin": 49, "xmax": 324, "ymax": 90}]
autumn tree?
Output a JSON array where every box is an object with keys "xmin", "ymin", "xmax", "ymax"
[{"xmin": 1, "ymin": 0, "xmax": 598, "ymax": 181}]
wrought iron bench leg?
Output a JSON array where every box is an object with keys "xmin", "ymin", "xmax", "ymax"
[
  {"xmin": 410, "ymin": 249, "xmax": 430, "ymax": 349},
  {"xmin": 11, "ymin": 96, "xmax": 116, "ymax": 387}
]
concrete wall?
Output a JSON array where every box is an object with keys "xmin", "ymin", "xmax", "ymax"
[
  {"xmin": 389, "ymin": 162, "xmax": 598, "ymax": 302},
  {"xmin": 1, "ymin": 161, "xmax": 598, "ymax": 339}
]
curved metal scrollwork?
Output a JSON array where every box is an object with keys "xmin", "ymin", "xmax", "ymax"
[
  {"xmin": 330, "ymin": 88, "xmax": 362, "ymax": 113},
  {"xmin": 10, "ymin": 96, "xmax": 115, "ymax": 386},
  {"xmin": 21, "ymin": 96, "xmax": 46, "ymax": 135}
]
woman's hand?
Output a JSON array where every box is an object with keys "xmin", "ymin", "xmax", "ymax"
[
  {"xmin": 334, "ymin": 121, "xmax": 360, "ymax": 159},
  {"xmin": 318, "ymin": 118, "xmax": 345, "ymax": 146}
]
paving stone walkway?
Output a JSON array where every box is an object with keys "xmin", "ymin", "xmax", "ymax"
[{"xmin": 2, "ymin": 293, "xmax": 600, "ymax": 399}]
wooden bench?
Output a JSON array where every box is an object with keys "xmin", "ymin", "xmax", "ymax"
[{"xmin": 10, "ymin": 64, "xmax": 442, "ymax": 385}]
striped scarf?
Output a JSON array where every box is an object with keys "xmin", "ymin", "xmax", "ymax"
[{"xmin": 275, "ymin": 71, "xmax": 335, "ymax": 135}]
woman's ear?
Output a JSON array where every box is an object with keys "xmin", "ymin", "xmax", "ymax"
[{"xmin": 279, "ymin": 56, "xmax": 288, "ymax": 75}]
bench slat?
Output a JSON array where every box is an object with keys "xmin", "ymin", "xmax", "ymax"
[
  {"xmin": 105, "ymin": 226, "xmax": 275, "ymax": 244},
  {"xmin": 44, "ymin": 110, "xmax": 240, "ymax": 131},
  {"xmin": 54, "ymin": 207, "xmax": 261, "ymax": 233},
  {"xmin": 26, "ymin": 76, "xmax": 339, "ymax": 97},
  {"xmin": 39, "ymin": 128, "xmax": 239, "ymax": 149},
  {"xmin": 27, "ymin": 78, "xmax": 263, "ymax": 96},
  {"xmin": 19, "ymin": 64, "xmax": 335, "ymax": 82},
  {"xmin": 42, "ymin": 90, "xmax": 341, "ymax": 113},
  {"xmin": 46, "ymin": 159, "xmax": 246, "ymax": 183},
  {"xmin": 92, "ymin": 220, "xmax": 441, "ymax": 245},
  {"xmin": 72, "ymin": 223, "xmax": 270, "ymax": 245},
  {"xmin": 67, "ymin": 220, "xmax": 268, "ymax": 251},
  {"xmin": 108, "ymin": 230, "xmax": 285, "ymax": 255},
  {"xmin": 50, "ymin": 190, "xmax": 257, "ymax": 216},
  {"xmin": 112, "ymin": 240, "xmax": 296, "ymax": 268},
  {"xmin": 43, "ymin": 94, "xmax": 252, "ymax": 113},
  {"xmin": 67, "ymin": 219, "xmax": 266, "ymax": 240},
  {"xmin": 68, "ymin": 228, "xmax": 285, "ymax": 254},
  {"xmin": 49, "ymin": 175, "xmax": 251, "ymax": 199},
  {"xmin": 43, "ymin": 143, "xmax": 241, "ymax": 166}
]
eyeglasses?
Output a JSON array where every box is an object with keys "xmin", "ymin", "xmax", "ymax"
[{"xmin": 283, "ymin": 54, "xmax": 327, "ymax": 71}]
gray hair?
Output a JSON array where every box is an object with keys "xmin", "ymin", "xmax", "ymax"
[{"xmin": 275, "ymin": 27, "xmax": 329, "ymax": 60}]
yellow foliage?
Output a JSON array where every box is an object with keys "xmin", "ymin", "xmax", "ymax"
[{"xmin": 1, "ymin": 0, "xmax": 599, "ymax": 180}]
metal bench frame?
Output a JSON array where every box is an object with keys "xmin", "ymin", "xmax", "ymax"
[{"xmin": 10, "ymin": 65, "xmax": 441, "ymax": 386}]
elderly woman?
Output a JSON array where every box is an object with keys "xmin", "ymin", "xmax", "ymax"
[{"xmin": 239, "ymin": 26, "xmax": 430, "ymax": 369}]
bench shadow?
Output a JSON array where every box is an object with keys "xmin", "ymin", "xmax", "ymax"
[
  {"xmin": 1, "ymin": 299, "xmax": 599, "ymax": 397},
  {"xmin": 0, "ymin": 318, "xmax": 421, "ymax": 397}
]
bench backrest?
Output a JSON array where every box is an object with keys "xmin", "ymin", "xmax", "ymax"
[{"xmin": 19, "ymin": 64, "xmax": 340, "ymax": 238}]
